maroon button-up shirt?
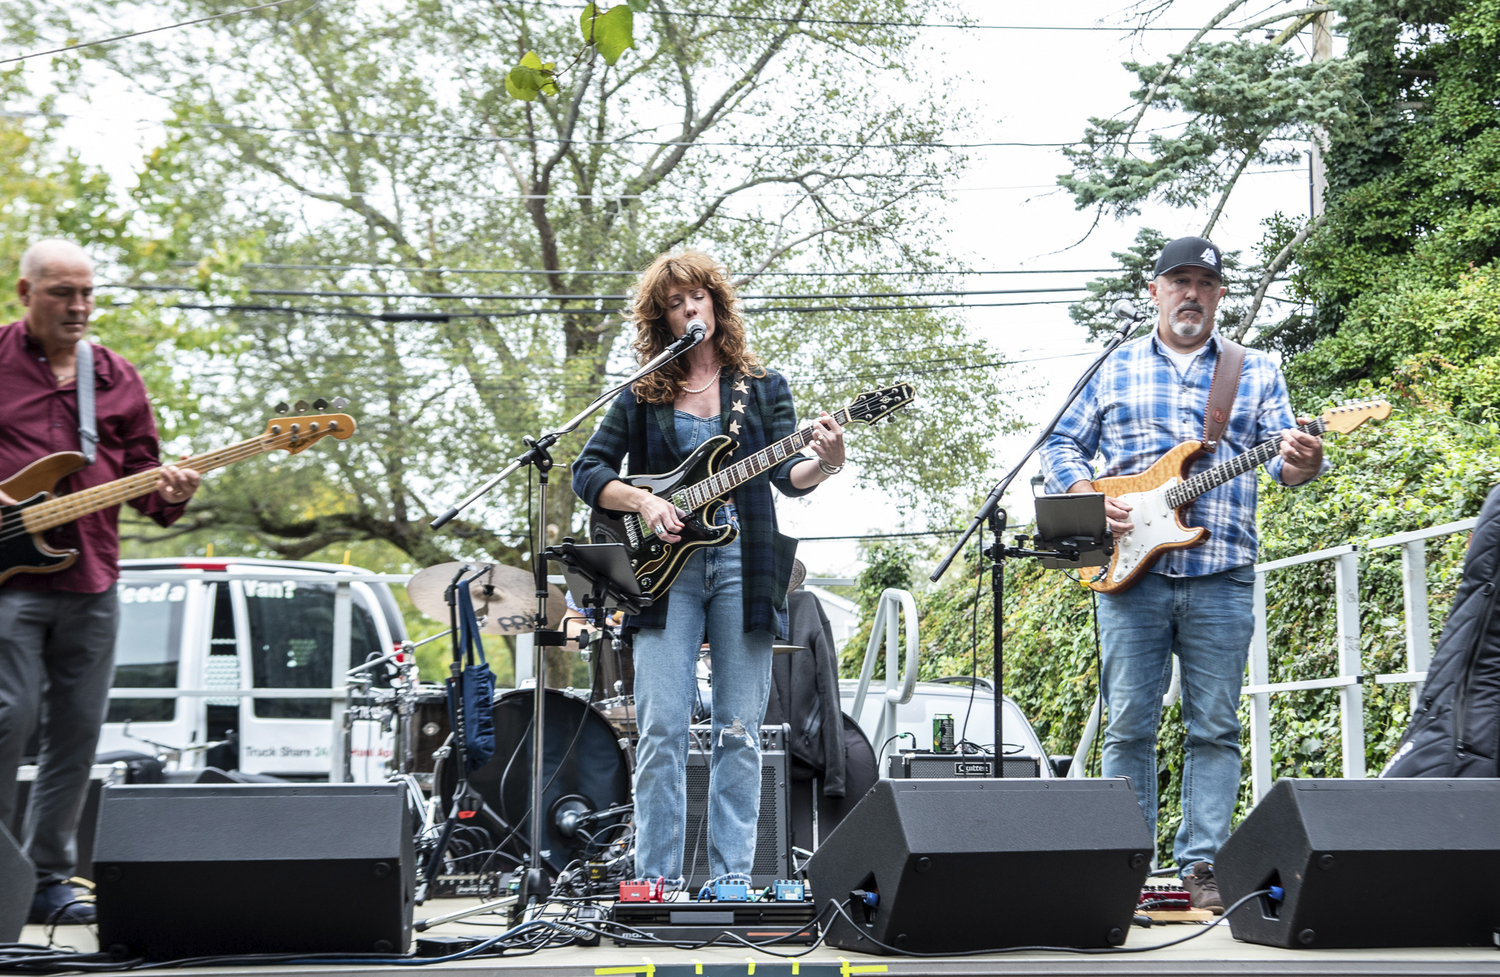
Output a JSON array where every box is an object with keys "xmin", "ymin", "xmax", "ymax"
[{"xmin": 0, "ymin": 319, "xmax": 185, "ymax": 593}]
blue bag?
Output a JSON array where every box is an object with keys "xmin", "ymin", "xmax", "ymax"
[{"xmin": 449, "ymin": 582, "xmax": 496, "ymax": 773}]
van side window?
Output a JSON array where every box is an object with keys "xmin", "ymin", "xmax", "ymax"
[
  {"xmin": 244, "ymin": 580, "xmax": 381, "ymax": 719},
  {"xmin": 108, "ymin": 581, "xmax": 187, "ymax": 723}
]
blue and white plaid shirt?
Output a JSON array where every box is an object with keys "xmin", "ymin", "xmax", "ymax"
[{"xmin": 1040, "ymin": 330, "xmax": 1307, "ymax": 578}]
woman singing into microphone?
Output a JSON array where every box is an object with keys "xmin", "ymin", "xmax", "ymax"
[{"xmin": 572, "ymin": 250, "xmax": 845, "ymax": 890}]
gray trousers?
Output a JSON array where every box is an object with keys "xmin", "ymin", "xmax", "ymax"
[{"xmin": 0, "ymin": 588, "xmax": 118, "ymax": 887}]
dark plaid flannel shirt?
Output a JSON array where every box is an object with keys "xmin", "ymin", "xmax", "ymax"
[{"xmin": 571, "ymin": 369, "xmax": 813, "ymax": 638}]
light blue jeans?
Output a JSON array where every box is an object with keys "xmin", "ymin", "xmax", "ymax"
[
  {"xmin": 1097, "ymin": 566, "xmax": 1254, "ymax": 874},
  {"xmin": 631, "ymin": 512, "xmax": 773, "ymax": 888}
]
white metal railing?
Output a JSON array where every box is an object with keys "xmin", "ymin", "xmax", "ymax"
[
  {"xmin": 1064, "ymin": 518, "xmax": 1477, "ymax": 796},
  {"xmin": 848, "ymin": 588, "xmax": 920, "ymax": 766},
  {"xmin": 1244, "ymin": 516, "xmax": 1476, "ymax": 798}
]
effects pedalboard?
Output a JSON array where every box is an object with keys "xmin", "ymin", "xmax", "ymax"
[{"xmin": 610, "ymin": 880, "xmax": 818, "ymax": 946}]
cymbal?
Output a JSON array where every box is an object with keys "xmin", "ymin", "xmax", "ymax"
[{"xmin": 406, "ymin": 562, "xmax": 567, "ymax": 636}]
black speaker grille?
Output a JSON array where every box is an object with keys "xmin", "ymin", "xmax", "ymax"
[{"xmin": 682, "ymin": 746, "xmax": 786, "ymax": 887}]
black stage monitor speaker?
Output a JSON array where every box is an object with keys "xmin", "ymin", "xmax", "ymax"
[
  {"xmin": 94, "ymin": 783, "xmax": 414, "ymax": 960},
  {"xmin": 805, "ymin": 778, "xmax": 1152, "ymax": 954},
  {"xmin": 0, "ymin": 823, "xmax": 33, "ymax": 944},
  {"xmin": 1217, "ymin": 778, "xmax": 1500, "ymax": 949}
]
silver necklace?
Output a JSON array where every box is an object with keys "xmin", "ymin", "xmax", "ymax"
[{"xmin": 681, "ymin": 366, "xmax": 721, "ymax": 395}]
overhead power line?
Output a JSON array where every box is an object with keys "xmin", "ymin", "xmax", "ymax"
[
  {"xmin": 106, "ymin": 283, "xmax": 1091, "ymax": 302},
  {"xmin": 171, "ymin": 262, "xmax": 1123, "ymax": 277},
  {"xmin": 164, "ymin": 297, "xmax": 1083, "ymax": 320},
  {"xmin": 196, "ymin": 119, "xmax": 1071, "ymax": 150},
  {"xmin": 0, "ymin": 0, "xmax": 307, "ymax": 65},
  {"xmin": 536, "ymin": 2, "xmax": 1257, "ymax": 32}
]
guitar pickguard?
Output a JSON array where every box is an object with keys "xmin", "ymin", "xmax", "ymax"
[
  {"xmin": 1107, "ymin": 482, "xmax": 1201, "ymax": 584},
  {"xmin": 0, "ymin": 494, "xmax": 78, "ymax": 586}
]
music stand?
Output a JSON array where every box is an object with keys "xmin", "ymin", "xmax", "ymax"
[{"xmin": 550, "ymin": 540, "xmax": 652, "ymax": 618}]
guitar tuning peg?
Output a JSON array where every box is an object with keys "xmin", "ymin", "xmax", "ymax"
[
  {"xmin": 313, "ymin": 398, "xmax": 329, "ymax": 410},
  {"xmin": 274, "ymin": 402, "xmax": 289, "ymax": 414},
  {"xmin": 294, "ymin": 399, "xmax": 310, "ymax": 412},
  {"xmin": 332, "ymin": 397, "xmax": 348, "ymax": 410}
]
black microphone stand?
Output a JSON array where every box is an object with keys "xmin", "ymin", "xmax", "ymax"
[
  {"xmin": 427, "ymin": 326, "xmax": 703, "ymax": 913},
  {"xmin": 930, "ymin": 304, "xmax": 1148, "ymax": 777}
]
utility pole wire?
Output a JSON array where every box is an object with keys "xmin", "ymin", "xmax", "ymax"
[{"xmin": 0, "ymin": 0, "xmax": 307, "ymax": 65}]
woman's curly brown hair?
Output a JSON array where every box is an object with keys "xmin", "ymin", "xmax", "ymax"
[{"xmin": 628, "ymin": 250, "xmax": 765, "ymax": 404}]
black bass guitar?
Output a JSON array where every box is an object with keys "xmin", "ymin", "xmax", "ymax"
[
  {"xmin": 0, "ymin": 412, "xmax": 356, "ymax": 586},
  {"xmin": 589, "ymin": 383, "xmax": 915, "ymax": 600}
]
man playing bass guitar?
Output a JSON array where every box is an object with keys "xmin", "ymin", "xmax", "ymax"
[
  {"xmin": 0, "ymin": 240, "xmax": 200, "ymax": 925},
  {"xmin": 573, "ymin": 250, "xmax": 843, "ymax": 893},
  {"xmin": 1040, "ymin": 236, "xmax": 1325, "ymax": 914}
]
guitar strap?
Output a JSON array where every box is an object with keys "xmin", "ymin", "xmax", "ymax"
[
  {"xmin": 75, "ymin": 339, "xmax": 97, "ymax": 465},
  {"xmin": 1200, "ymin": 335, "xmax": 1245, "ymax": 454}
]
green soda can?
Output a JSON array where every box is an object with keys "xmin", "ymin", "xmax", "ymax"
[{"xmin": 933, "ymin": 714, "xmax": 956, "ymax": 753}]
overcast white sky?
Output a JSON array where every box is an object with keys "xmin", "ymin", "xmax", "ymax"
[{"xmin": 24, "ymin": 0, "xmax": 1330, "ymax": 580}]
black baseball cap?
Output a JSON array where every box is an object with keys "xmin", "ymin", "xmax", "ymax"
[{"xmin": 1154, "ymin": 236, "xmax": 1223, "ymax": 279}]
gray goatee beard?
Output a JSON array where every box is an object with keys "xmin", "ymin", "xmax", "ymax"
[{"xmin": 1169, "ymin": 308, "xmax": 1207, "ymax": 340}]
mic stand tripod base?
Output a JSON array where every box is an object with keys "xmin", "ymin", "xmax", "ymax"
[{"xmin": 414, "ymin": 894, "xmax": 521, "ymax": 932}]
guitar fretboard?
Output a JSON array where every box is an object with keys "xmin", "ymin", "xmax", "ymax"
[
  {"xmin": 675, "ymin": 406, "xmax": 855, "ymax": 510},
  {"xmin": 21, "ymin": 436, "xmax": 274, "ymax": 533},
  {"xmin": 1164, "ymin": 417, "xmax": 1327, "ymax": 509}
]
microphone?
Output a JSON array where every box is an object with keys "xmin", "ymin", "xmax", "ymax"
[
  {"xmin": 1111, "ymin": 299, "xmax": 1145, "ymax": 323},
  {"xmin": 685, "ymin": 319, "xmax": 707, "ymax": 344},
  {"xmin": 1110, "ymin": 299, "xmax": 1148, "ymax": 340}
]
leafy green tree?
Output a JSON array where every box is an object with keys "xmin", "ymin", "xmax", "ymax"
[{"xmin": 17, "ymin": 0, "xmax": 1008, "ymax": 576}]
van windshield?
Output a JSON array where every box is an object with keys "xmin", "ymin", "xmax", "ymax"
[
  {"xmin": 243, "ymin": 578, "xmax": 382, "ymax": 718},
  {"xmin": 109, "ymin": 581, "xmax": 187, "ymax": 723}
]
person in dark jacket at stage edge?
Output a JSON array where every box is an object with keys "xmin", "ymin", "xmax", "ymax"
[
  {"xmin": 0, "ymin": 240, "xmax": 201, "ymax": 926},
  {"xmin": 572, "ymin": 250, "xmax": 845, "ymax": 892},
  {"xmin": 1040, "ymin": 236, "xmax": 1327, "ymax": 914},
  {"xmin": 1383, "ymin": 482, "xmax": 1500, "ymax": 778}
]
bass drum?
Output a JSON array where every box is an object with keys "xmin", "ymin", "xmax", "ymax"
[{"xmin": 438, "ymin": 688, "xmax": 632, "ymax": 874}]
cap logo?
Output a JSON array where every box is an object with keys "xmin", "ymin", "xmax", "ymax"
[{"xmin": 1200, "ymin": 247, "xmax": 1218, "ymax": 266}]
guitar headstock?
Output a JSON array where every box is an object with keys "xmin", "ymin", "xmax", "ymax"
[
  {"xmin": 261, "ymin": 414, "xmax": 358, "ymax": 454},
  {"xmin": 1319, "ymin": 399, "xmax": 1392, "ymax": 435},
  {"xmin": 847, "ymin": 383, "xmax": 916, "ymax": 425}
]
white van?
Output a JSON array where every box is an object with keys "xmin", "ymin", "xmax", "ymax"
[{"xmin": 96, "ymin": 557, "xmax": 408, "ymax": 781}]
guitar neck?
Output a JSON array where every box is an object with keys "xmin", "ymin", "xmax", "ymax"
[
  {"xmin": 21, "ymin": 436, "xmax": 272, "ymax": 533},
  {"xmin": 677, "ymin": 405, "xmax": 855, "ymax": 510},
  {"xmin": 1165, "ymin": 417, "xmax": 1328, "ymax": 509}
]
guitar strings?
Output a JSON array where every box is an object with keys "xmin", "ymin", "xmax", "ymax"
[
  {"xmin": 680, "ymin": 407, "xmax": 856, "ymax": 509},
  {"xmin": 1165, "ymin": 417, "xmax": 1327, "ymax": 508},
  {"xmin": 0, "ymin": 425, "xmax": 340, "ymax": 545}
]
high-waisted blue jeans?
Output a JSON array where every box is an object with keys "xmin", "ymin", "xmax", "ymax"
[
  {"xmin": 1097, "ymin": 566, "xmax": 1254, "ymax": 874},
  {"xmin": 631, "ymin": 513, "xmax": 773, "ymax": 888}
]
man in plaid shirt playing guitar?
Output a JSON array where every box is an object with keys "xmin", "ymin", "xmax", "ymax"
[{"xmin": 1040, "ymin": 236, "xmax": 1325, "ymax": 913}]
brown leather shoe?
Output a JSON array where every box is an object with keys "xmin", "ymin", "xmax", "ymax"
[{"xmin": 1182, "ymin": 862, "xmax": 1223, "ymax": 915}]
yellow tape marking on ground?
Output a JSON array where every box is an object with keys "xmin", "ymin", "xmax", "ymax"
[
  {"xmin": 597, "ymin": 958, "xmax": 656, "ymax": 977},
  {"xmin": 746, "ymin": 958, "xmax": 756, "ymax": 974},
  {"xmin": 837, "ymin": 958, "xmax": 889, "ymax": 976},
  {"xmin": 692, "ymin": 960, "xmax": 703, "ymax": 975}
]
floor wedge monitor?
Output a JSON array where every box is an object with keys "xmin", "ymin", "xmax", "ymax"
[
  {"xmin": 805, "ymin": 778, "xmax": 1152, "ymax": 954},
  {"xmin": 94, "ymin": 783, "xmax": 414, "ymax": 960},
  {"xmin": 1217, "ymin": 778, "xmax": 1500, "ymax": 948}
]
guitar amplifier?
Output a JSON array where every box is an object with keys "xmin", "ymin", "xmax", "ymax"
[
  {"xmin": 886, "ymin": 751, "xmax": 1042, "ymax": 779},
  {"xmin": 683, "ymin": 724, "xmax": 789, "ymax": 890}
]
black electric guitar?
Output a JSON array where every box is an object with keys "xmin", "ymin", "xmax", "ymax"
[
  {"xmin": 590, "ymin": 383, "xmax": 915, "ymax": 600},
  {"xmin": 0, "ymin": 412, "xmax": 356, "ymax": 586}
]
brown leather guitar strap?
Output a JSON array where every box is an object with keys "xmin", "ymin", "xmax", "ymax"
[{"xmin": 1201, "ymin": 336, "xmax": 1245, "ymax": 453}]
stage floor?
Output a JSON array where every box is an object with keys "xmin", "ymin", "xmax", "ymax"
[{"xmin": 20, "ymin": 897, "xmax": 1500, "ymax": 977}]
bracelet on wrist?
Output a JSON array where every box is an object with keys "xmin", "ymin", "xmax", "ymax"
[{"xmin": 817, "ymin": 459, "xmax": 844, "ymax": 476}]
